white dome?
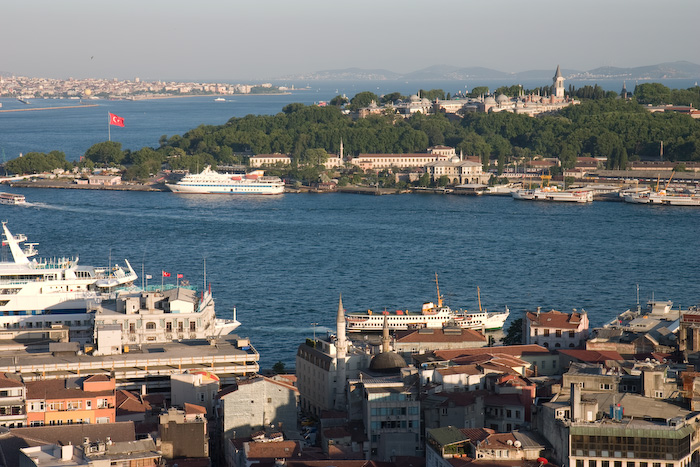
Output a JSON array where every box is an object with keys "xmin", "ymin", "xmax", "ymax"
[{"xmin": 496, "ymin": 94, "xmax": 509, "ymax": 103}]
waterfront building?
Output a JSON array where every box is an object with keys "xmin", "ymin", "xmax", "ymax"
[
  {"xmin": 25, "ymin": 374, "xmax": 116, "ymax": 426},
  {"xmin": 249, "ymin": 153, "xmax": 292, "ymax": 168},
  {"xmin": 0, "ymin": 335, "xmax": 259, "ymax": 393},
  {"xmin": 93, "ymin": 286, "xmax": 226, "ymax": 349},
  {"xmin": 425, "ymin": 157, "xmax": 489, "ymax": 185},
  {"xmin": 524, "ymin": 309, "xmax": 589, "ymax": 349}
]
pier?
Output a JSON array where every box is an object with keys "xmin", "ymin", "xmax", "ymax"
[{"xmin": 0, "ymin": 104, "xmax": 99, "ymax": 113}]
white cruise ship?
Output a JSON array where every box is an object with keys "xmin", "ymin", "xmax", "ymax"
[
  {"xmin": 0, "ymin": 223, "xmax": 138, "ymax": 341},
  {"xmin": 165, "ymin": 166, "xmax": 284, "ymax": 195}
]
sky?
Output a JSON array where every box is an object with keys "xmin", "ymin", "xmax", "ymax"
[{"xmin": 2, "ymin": 0, "xmax": 699, "ymax": 82}]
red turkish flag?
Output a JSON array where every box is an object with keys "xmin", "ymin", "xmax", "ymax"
[
  {"xmin": 177, "ymin": 274, "xmax": 184, "ymax": 279},
  {"xmin": 109, "ymin": 113, "xmax": 125, "ymax": 127},
  {"xmin": 162, "ymin": 271, "xmax": 171, "ymax": 277}
]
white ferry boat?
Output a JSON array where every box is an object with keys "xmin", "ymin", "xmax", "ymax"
[
  {"xmin": 165, "ymin": 166, "xmax": 284, "ymax": 195},
  {"xmin": 545, "ymin": 189, "xmax": 594, "ymax": 203},
  {"xmin": 345, "ymin": 281, "xmax": 509, "ymax": 332},
  {"xmin": 624, "ymin": 191, "xmax": 700, "ymax": 206},
  {"xmin": 0, "ymin": 192, "xmax": 26, "ymax": 205},
  {"xmin": 512, "ymin": 187, "xmax": 592, "ymax": 203}
]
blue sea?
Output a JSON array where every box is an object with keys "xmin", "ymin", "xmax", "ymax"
[{"xmin": 1, "ymin": 80, "xmax": 699, "ymax": 369}]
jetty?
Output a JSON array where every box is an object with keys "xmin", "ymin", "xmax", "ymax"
[{"xmin": 0, "ymin": 104, "xmax": 99, "ymax": 113}]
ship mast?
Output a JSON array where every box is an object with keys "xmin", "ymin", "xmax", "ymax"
[{"xmin": 435, "ymin": 273, "xmax": 443, "ymax": 308}]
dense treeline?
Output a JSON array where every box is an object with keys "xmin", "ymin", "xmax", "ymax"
[{"xmin": 5, "ymin": 83, "xmax": 700, "ymax": 180}]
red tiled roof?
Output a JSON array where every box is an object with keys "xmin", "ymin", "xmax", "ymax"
[
  {"xmin": 434, "ymin": 345, "xmax": 549, "ymax": 361},
  {"xmin": 116, "ymin": 390, "xmax": 151, "ymax": 415},
  {"xmin": 460, "ymin": 428, "xmax": 494, "ymax": 442},
  {"xmin": 84, "ymin": 374, "xmax": 111, "ymax": 382},
  {"xmin": 184, "ymin": 402, "xmax": 207, "ymax": 415},
  {"xmin": 396, "ymin": 329, "xmax": 486, "ymax": 343},
  {"xmin": 357, "ymin": 153, "xmax": 434, "ymax": 158},
  {"xmin": 558, "ymin": 349, "xmax": 623, "ymax": 362},
  {"xmin": 526, "ymin": 310, "xmax": 585, "ymax": 329},
  {"xmin": 437, "ymin": 365, "xmax": 482, "ymax": 376},
  {"xmin": 246, "ymin": 440, "xmax": 300, "ymax": 459},
  {"xmin": 0, "ymin": 374, "xmax": 24, "ymax": 388},
  {"xmin": 25, "ymin": 379, "xmax": 114, "ymax": 400}
]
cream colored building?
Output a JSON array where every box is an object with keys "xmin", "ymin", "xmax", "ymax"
[
  {"xmin": 249, "ymin": 153, "xmax": 291, "ymax": 168},
  {"xmin": 425, "ymin": 156, "xmax": 489, "ymax": 184}
]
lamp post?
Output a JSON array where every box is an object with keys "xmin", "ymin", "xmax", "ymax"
[{"xmin": 311, "ymin": 322, "xmax": 319, "ymax": 342}]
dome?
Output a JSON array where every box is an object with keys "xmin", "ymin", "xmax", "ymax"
[
  {"xmin": 496, "ymin": 94, "xmax": 509, "ymax": 103},
  {"xmin": 421, "ymin": 98, "xmax": 431, "ymax": 105},
  {"xmin": 369, "ymin": 351, "xmax": 406, "ymax": 374},
  {"xmin": 409, "ymin": 94, "xmax": 421, "ymax": 102},
  {"xmin": 484, "ymin": 96, "xmax": 497, "ymax": 105},
  {"xmin": 451, "ymin": 155, "xmax": 461, "ymax": 163}
]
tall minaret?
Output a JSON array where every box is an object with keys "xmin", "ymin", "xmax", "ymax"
[
  {"xmin": 553, "ymin": 65, "xmax": 565, "ymax": 99},
  {"xmin": 334, "ymin": 294, "xmax": 347, "ymax": 410},
  {"xmin": 381, "ymin": 314, "xmax": 390, "ymax": 354},
  {"xmin": 339, "ymin": 138, "xmax": 344, "ymax": 160}
]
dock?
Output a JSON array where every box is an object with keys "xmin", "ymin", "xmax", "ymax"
[{"xmin": 0, "ymin": 104, "xmax": 99, "ymax": 113}]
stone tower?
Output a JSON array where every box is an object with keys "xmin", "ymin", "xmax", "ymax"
[{"xmin": 553, "ymin": 65, "xmax": 565, "ymax": 99}]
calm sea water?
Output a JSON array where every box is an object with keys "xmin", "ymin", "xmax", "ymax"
[
  {"xmin": 2, "ymin": 189, "xmax": 699, "ymax": 368},
  {"xmin": 2, "ymin": 82, "xmax": 699, "ymax": 368}
]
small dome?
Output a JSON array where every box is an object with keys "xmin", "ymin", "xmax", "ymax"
[
  {"xmin": 369, "ymin": 351, "xmax": 405, "ymax": 374},
  {"xmin": 496, "ymin": 94, "xmax": 509, "ymax": 103},
  {"xmin": 451, "ymin": 155, "xmax": 461, "ymax": 163},
  {"xmin": 484, "ymin": 96, "xmax": 497, "ymax": 105},
  {"xmin": 421, "ymin": 98, "xmax": 431, "ymax": 105},
  {"xmin": 409, "ymin": 94, "xmax": 421, "ymax": 102}
]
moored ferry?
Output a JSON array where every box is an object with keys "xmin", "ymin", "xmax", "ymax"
[
  {"xmin": 345, "ymin": 278, "xmax": 509, "ymax": 332},
  {"xmin": 0, "ymin": 192, "xmax": 26, "ymax": 205},
  {"xmin": 165, "ymin": 166, "xmax": 284, "ymax": 195}
]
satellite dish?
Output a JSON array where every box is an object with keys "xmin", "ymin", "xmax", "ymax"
[
  {"xmin": 514, "ymin": 441, "xmax": 522, "ymax": 448},
  {"xmin": 507, "ymin": 440, "xmax": 513, "ymax": 445}
]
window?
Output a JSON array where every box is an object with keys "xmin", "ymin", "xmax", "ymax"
[
  {"xmin": 146, "ymin": 322, "xmax": 156, "ymax": 330},
  {"xmin": 166, "ymin": 322, "xmax": 172, "ymax": 332},
  {"xmin": 190, "ymin": 321, "xmax": 196, "ymax": 332},
  {"xmin": 569, "ymin": 330, "xmax": 575, "ymax": 337},
  {"xmin": 544, "ymin": 329, "xmax": 550, "ymax": 336},
  {"xmin": 556, "ymin": 330, "xmax": 562, "ymax": 337}
]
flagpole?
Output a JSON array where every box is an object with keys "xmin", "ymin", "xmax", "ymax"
[
  {"xmin": 108, "ymin": 112, "xmax": 111, "ymax": 141},
  {"xmin": 161, "ymin": 272, "xmax": 164, "ymax": 291}
]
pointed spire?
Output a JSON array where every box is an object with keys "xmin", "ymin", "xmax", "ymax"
[
  {"xmin": 336, "ymin": 294, "xmax": 347, "ymax": 356},
  {"xmin": 554, "ymin": 64, "xmax": 563, "ymax": 79}
]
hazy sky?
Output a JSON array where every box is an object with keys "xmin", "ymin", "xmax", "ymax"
[{"xmin": 3, "ymin": 0, "xmax": 699, "ymax": 82}]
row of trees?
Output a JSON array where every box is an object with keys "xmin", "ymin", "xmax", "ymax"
[{"xmin": 6, "ymin": 84, "xmax": 700, "ymax": 181}]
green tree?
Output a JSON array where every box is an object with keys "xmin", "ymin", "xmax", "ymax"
[
  {"xmin": 84, "ymin": 141, "xmax": 125, "ymax": 166},
  {"xmin": 348, "ymin": 91, "xmax": 380, "ymax": 111},
  {"xmin": 381, "ymin": 92, "xmax": 406, "ymax": 104},
  {"xmin": 272, "ymin": 361, "xmax": 286, "ymax": 374},
  {"xmin": 634, "ymin": 83, "xmax": 672, "ymax": 105},
  {"xmin": 417, "ymin": 172, "xmax": 431, "ymax": 187},
  {"xmin": 501, "ymin": 318, "xmax": 523, "ymax": 345},
  {"xmin": 469, "ymin": 86, "xmax": 489, "ymax": 97},
  {"xmin": 329, "ymin": 95, "xmax": 348, "ymax": 106}
]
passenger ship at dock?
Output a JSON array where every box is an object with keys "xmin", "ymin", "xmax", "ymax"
[
  {"xmin": 345, "ymin": 280, "xmax": 509, "ymax": 332},
  {"xmin": 165, "ymin": 166, "xmax": 284, "ymax": 195},
  {"xmin": 0, "ymin": 223, "xmax": 239, "ymax": 343}
]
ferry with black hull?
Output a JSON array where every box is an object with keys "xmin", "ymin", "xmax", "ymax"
[
  {"xmin": 345, "ymin": 278, "xmax": 509, "ymax": 332},
  {"xmin": 165, "ymin": 166, "xmax": 284, "ymax": 195}
]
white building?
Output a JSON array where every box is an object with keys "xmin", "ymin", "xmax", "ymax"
[{"xmin": 524, "ymin": 309, "xmax": 589, "ymax": 349}]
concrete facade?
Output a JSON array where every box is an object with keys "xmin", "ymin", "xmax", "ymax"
[{"xmin": 218, "ymin": 376, "xmax": 298, "ymax": 440}]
